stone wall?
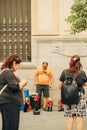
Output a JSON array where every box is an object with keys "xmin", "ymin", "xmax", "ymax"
[{"xmin": 11, "ymin": 36, "xmax": 87, "ymax": 106}]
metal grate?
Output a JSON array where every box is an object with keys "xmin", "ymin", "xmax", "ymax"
[{"xmin": 0, "ymin": 0, "xmax": 31, "ymax": 62}]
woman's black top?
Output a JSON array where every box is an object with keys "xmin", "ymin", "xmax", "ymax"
[
  {"xmin": 0, "ymin": 69, "xmax": 23, "ymax": 106},
  {"xmin": 59, "ymin": 70, "xmax": 87, "ymax": 92}
]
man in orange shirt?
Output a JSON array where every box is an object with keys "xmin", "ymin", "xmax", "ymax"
[{"xmin": 34, "ymin": 62, "xmax": 53, "ymax": 110}]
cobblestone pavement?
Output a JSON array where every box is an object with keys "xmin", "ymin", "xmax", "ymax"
[
  {"xmin": 0, "ymin": 108, "xmax": 87, "ymax": 130},
  {"xmin": 20, "ymin": 108, "xmax": 87, "ymax": 130}
]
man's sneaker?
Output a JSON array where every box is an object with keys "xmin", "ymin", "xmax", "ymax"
[{"xmin": 43, "ymin": 107, "xmax": 47, "ymax": 111}]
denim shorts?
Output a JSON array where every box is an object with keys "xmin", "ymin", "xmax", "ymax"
[{"xmin": 36, "ymin": 84, "xmax": 49, "ymax": 98}]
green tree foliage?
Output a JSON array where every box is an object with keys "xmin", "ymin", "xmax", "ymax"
[{"xmin": 66, "ymin": 0, "xmax": 87, "ymax": 34}]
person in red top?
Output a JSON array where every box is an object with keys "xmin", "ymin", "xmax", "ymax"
[
  {"xmin": 47, "ymin": 98, "xmax": 53, "ymax": 111},
  {"xmin": 34, "ymin": 62, "xmax": 53, "ymax": 110}
]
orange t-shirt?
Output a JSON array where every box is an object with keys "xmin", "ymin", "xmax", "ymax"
[{"xmin": 35, "ymin": 67, "xmax": 53, "ymax": 85}]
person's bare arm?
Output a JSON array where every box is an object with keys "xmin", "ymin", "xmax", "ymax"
[
  {"xmin": 84, "ymin": 82, "xmax": 87, "ymax": 86},
  {"xmin": 49, "ymin": 74, "xmax": 53, "ymax": 88},
  {"xmin": 58, "ymin": 81, "xmax": 63, "ymax": 89}
]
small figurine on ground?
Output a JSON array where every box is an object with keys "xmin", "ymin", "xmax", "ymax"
[
  {"xmin": 47, "ymin": 98, "xmax": 53, "ymax": 112},
  {"xmin": 58, "ymin": 99, "xmax": 64, "ymax": 112}
]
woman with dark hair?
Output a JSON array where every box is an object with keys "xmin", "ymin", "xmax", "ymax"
[
  {"xmin": 58, "ymin": 55, "xmax": 87, "ymax": 130},
  {"xmin": 0, "ymin": 54, "xmax": 27, "ymax": 130}
]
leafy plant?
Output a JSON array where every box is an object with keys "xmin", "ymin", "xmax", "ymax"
[{"xmin": 66, "ymin": 0, "xmax": 87, "ymax": 34}]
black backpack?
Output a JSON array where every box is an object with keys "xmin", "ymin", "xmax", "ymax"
[{"xmin": 61, "ymin": 71, "xmax": 80, "ymax": 105}]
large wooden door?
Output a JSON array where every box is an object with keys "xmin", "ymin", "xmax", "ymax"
[{"xmin": 0, "ymin": 0, "xmax": 31, "ymax": 62}]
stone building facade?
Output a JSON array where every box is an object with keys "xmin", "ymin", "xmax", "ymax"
[{"xmin": 1, "ymin": 0, "xmax": 87, "ymax": 106}]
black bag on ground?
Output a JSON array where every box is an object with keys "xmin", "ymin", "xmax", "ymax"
[
  {"xmin": 30, "ymin": 94, "xmax": 41, "ymax": 109},
  {"xmin": 61, "ymin": 71, "xmax": 80, "ymax": 105}
]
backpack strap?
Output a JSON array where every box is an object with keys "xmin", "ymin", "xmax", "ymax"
[
  {"xmin": 0, "ymin": 68, "xmax": 9, "ymax": 95},
  {"xmin": 64, "ymin": 71, "xmax": 67, "ymax": 80},
  {"xmin": 0, "ymin": 84, "xmax": 7, "ymax": 95},
  {"xmin": 64, "ymin": 71, "xmax": 75, "ymax": 80}
]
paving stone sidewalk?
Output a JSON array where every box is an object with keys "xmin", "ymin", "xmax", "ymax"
[
  {"xmin": 19, "ymin": 109, "xmax": 87, "ymax": 130},
  {"xmin": 0, "ymin": 108, "xmax": 87, "ymax": 130}
]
